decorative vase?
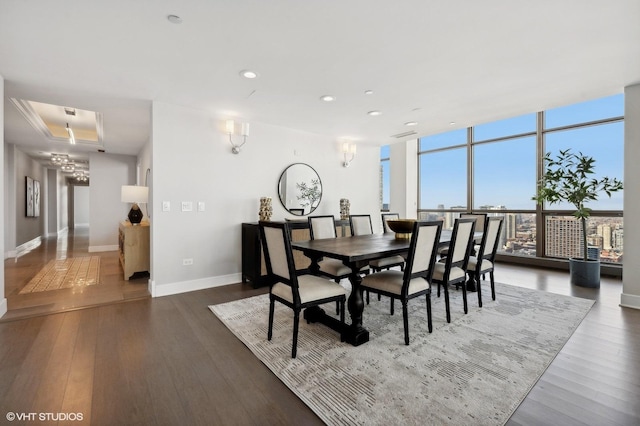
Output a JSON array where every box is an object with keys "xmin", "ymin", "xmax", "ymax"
[
  {"xmin": 259, "ymin": 197, "xmax": 273, "ymax": 221},
  {"xmin": 340, "ymin": 198, "xmax": 350, "ymax": 220}
]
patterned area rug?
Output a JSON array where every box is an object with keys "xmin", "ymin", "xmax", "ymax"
[
  {"xmin": 210, "ymin": 282, "xmax": 594, "ymax": 426},
  {"xmin": 19, "ymin": 256, "xmax": 101, "ymax": 294}
]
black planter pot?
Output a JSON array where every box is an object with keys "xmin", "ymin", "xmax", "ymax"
[{"xmin": 569, "ymin": 258, "xmax": 600, "ymax": 288}]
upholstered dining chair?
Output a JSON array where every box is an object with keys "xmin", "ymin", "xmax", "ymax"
[
  {"xmin": 309, "ymin": 215, "xmax": 366, "ymax": 314},
  {"xmin": 466, "ymin": 217, "xmax": 503, "ymax": 307},
  {"xmin": 259, "ymin": 221, "xmax": 346, "ymax": 358},
  {"xmin": 432, "ymin": 218, "xmax": 476, "ymax": 323},
  {"xmin": 437, "ymin": 212, "xmax": 486, "ymax": 259},
  {"xmin": 360, "ymin": 220, "xmax": 442, "ymax": 345},
  {"xmin": 349, "ymin": 214, "xmax": 405, "ymax": 273},
  {"xmin": 381, "ymin": 212, "xmax": 400, "ymax": 233},
  {"xmin": 309, "ymin": 215, "xmax": 362, "ymax": 283}
]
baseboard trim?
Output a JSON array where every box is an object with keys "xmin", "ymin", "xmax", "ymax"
[
  {"xmin": 11, "ymin": 237, "xmax": 43, "ymax": 259},
  {"xmin": 0, "ymin": 298, "xmax": 7, "ymax": 318},
  {"xmin": 620, "ymin": 292, "xmax": 640, "ymax": 310},
  {"xmin": 88, "ymin": 245, "xmax": 118, "ymax": 253},
  {"xmin": 151, "ymin": 273, "xmax": 243, "ymax": 298}
]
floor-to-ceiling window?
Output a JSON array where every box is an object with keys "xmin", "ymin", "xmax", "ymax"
[
  {"xmin": 380, "ymin": 145, "xmax": 390, "ymax": 211},
  {"xmin": 542, "ymin": 95, "xmax": 624, "ymax": 263},
  {"xmin": 417, "ymin": 94, "xmax": 624, "ymax": 265}
]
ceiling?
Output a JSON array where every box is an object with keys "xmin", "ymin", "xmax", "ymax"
[{"xmin": 1, "ymin": 1, "xmax": 639, "ymax": 167}]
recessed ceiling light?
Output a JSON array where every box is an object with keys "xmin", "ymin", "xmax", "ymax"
[
  {"xmin": 368, "ymin": 110, "xmax": 382, "ymax": 116},
  {"xmin": 364, "ymin": 90, "xmax": 374, "ymax": 95},
  {"xmin": 449, "ymin": 121, "xmax": 456, "ymax": 125},
  {"xmin": 240, "ymin": 70, "xmax": 258, "ymax": 79},
  {"xmin": 167, "ymin": 15, "xmax": 182, "ymax": 24},
  {"xmin": 320, "ymin": 95, "xmax": 336, "ymax": 102},
  {"xmin": 404, "ymin": 121, "xmax": 418, "ymax": 126}
]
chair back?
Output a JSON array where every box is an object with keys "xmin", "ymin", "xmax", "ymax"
[
  {"xmin": 381, "ymin": 213, "xmax": 400, "ymax": 233},
  {"xmin": 478, "ymin": 217, "xmax": 504, "ymax": 262},
  {"xmin": 349, "ymin": 214, "xmax": 373, "ymax": 236},
  {"xmin": 404, "ymin": 221, "xmax": 442, "ymax": 287},
  {"xmin": 445, "ymin": 218, "xmax": 476, "ymax": 270},
  {"xmin": 309, "ymin": 215, "xmax": 337, "ymax": 240},
  {"xmin": 259, "ymin": 221, "xmax": 300, "ymax": 301},
  {"xmin": 460, "ymin": 213, "xmax": 487, "ymax": 234}
]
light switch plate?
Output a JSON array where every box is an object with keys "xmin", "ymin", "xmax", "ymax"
[
  {"xmin": 162, "ymin": 201, "xmax": 170, "ymax": 212},
  {"xmin": 181, "ymin": 201, "xmax": 193, "ymax": 212},
  {"xmin": 197, "ymin": 201, "xmax": 205, "ymax": 212}
]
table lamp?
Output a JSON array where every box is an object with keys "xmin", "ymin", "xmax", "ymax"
[{"xmin": 121, "ymin": 185, "xmax": 149, "ymax": 225}]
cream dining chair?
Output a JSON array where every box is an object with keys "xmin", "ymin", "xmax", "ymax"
[
  {"xmin": 466, "ymin": 217, "xmax": 504, "ymax": 307},
  {"xmin": 360, "ymin": 220, "xmax": 442, "ymax": 345},
  {"xmin": 259, "ymin": 221, "xmax": 346, "ymax": 358},
  {"xmin": 432, "ymin": 218, "xmax": 476, "ymax": 323}
]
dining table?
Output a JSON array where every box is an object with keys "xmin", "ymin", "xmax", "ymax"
[{"xmin": 291, "ymin": 230, "xmax": 478, "ymax": 346}]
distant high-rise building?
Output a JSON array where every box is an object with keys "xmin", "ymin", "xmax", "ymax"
[
  {"xmin": 587, "ymin": 234, "xmax": 604, "ymax": 251},
  {"xmin": 597, "ymin": 224, "xmax": 612, "ymax": 250},
  {"xmin": 613, "ymin": 228, "xmax": 624, "ymax": 250},
  {"xmin": 505, "ymin": 213, "xmax": 517, "ymax": 240},
  {"xmin": 546, "ymin": 217, "xmax": 582, "ymax": 258}
]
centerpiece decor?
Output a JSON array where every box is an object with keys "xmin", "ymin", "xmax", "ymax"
[
  {"xmin": 386, "ymin": 219, "xmax": 416, "ymax": 239},
  {"xmin": 533, "ymin": 149, "xmax": 622, "ymax": 287}
]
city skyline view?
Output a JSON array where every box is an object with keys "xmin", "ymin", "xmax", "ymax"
[{"xmin": 381, "ymin": 94, "xmax": 625, "ymax": 264}]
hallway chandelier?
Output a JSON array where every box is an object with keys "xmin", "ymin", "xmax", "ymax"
[{"xmin": 51, "ymin": 153, "xmax": 69, "ymax": 165}]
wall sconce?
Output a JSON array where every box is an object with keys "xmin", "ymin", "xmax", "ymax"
[
  {"xmin": 342, "ymin": 142, "xmax": 357, "ymax": 167},
  {"xmin": 226, "ymin": 119, "xmax": 250, "ymax": 154}
]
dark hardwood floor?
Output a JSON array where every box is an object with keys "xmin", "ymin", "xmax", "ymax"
[{"xmin": 1, "ymin": 231, "xmax": 639, "ymax": 425}]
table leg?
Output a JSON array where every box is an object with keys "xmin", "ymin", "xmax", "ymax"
[
  {"xmin": 342, "ymin": 269, "xmax": 369, "ymax": 346},
  {"xmin": 465, "ymin": 274, "xmax": 477, "ymax": 292},
  {"xmin": 301, "ymin": 254, "xmax": 369, "ymax": 346}
]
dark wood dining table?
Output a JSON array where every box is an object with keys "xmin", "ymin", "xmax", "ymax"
[{"xmin": 292, "ymin": 230, "xmax": 465, "ymax": 346}]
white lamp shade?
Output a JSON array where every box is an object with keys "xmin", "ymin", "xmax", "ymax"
[
  {"xmin": 121, "ymin": 185, "xmax": 149, "ymax": 203},
  {"xmin": 226, "ymin": 120, "xmax": 235, "ymax": 134}
]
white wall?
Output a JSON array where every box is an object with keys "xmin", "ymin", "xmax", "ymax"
[
  {"xmin": 622, "ymin": 84, "xmax": 640, "ymax": 309},
  {"xmin": 88, "ymin": 152, "xmax": 136, "ymax": 251},
  {"xmin": 150, "ymin": 101, "xmax": 380, "ymax": 296},
  {"xmin": 4, "ymin": 143, "xmax": 15, "ymax": 257},
  {"xmin": 1, "ymin": 74, "xmax": 6, "ymax": 317},
  {"xmin": 46, "ymin": 168, "xmax": 58, "ymax": 237},
  {"xmin": 57, "ymin": 171, "xmax": 68, "ymax": 233},
  {"xmin": 74, "ymin": 185, "xmax": 90, "ymax": 227}
]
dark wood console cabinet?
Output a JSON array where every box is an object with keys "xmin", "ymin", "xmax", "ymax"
[{"xmin": 241, "ymin": 220, "xmax": 350, "ymax": 288}]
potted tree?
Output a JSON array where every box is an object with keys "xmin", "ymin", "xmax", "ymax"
[{"xmin": 533, "ymin": 149, "xmax": 623, "ymax": 288}]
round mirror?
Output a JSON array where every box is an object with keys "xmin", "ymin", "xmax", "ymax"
[{"xmin": 278, "ymin": 163, "xmax": 322, "ymax": 216}]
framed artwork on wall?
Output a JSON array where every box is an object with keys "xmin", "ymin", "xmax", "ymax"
[
  {"xmin": 33, "ymin": 179, "xmax": 40, "ymax": 217},
  {"xmin": 25, "ymin": 176, "xmax": 34, "ymax": 217}
]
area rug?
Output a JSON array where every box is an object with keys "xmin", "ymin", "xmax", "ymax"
[
  {"xmin": 210, "ymin": 282, "xmax": 594, "ymax": 425},
  {"xmin": 19, "ymin": 256, "xmax": 101, "ymax": 294}
]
